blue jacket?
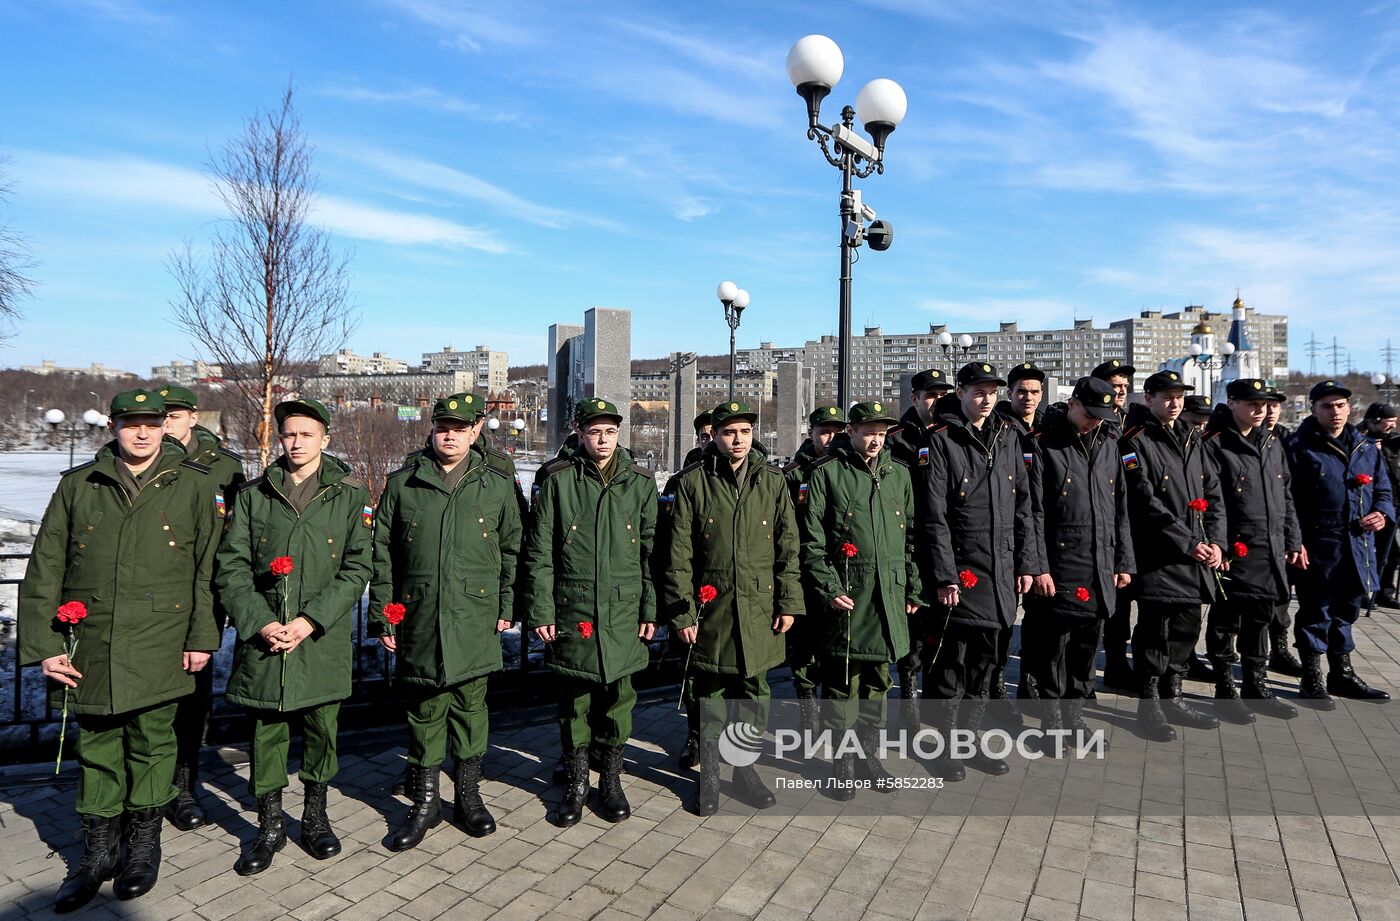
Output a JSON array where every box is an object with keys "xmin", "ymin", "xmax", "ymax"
[{"xmin": 1284, "ymin": 417, "xmax": 1396, "ymax": 593}]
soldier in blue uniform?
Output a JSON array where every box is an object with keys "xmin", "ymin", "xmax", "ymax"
[{"xmin": 1284, "ymin": 380, "xmax": 1394, "ymax": 705}]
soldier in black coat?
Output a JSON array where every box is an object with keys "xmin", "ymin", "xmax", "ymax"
[
  {"xmin": 1119, "ymin": 370, "xmax": 1227, "ymax": 741},
  {"xmin": 1200, "ymin": 380, "xmax": 1303, "ymax": 722},
  {"xmin": 886, "ymin": 367, "xmax": 952, "ymax": 722},
  {"xmin": 682, "ymin": 411, "xmax": 714, "ymax": 468},
  {"xmin": 990, "ymin": 362, "xmax": 1046, "ymax": 714},
  {"xmin": 1091, "ymin": 358, "xmax": 1137, "ymax": 690},
  {"xmin": 1262, "ymin": 395, "xmax": 1304, "ymax": 676},
  {"xmin": 922, "ymin": 363, "xmax": 1039, "ymax": 778},
  {"xmin": 1360, "ymin": 402, "xmax": 1400, "ymax": 608},
  {"xmin": 1023, "ymin": 378, "xmax": 1135, "ymax": 748}
]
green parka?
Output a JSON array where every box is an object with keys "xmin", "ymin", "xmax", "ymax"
[
  {"xmin": 660, "ymin": 441, "xmax": 803, "ymax": 678},
  {"xmin": 798, "ymin": 437, "xmax": 923, "ymax": 663},
  {"xmin": 19, "ymin": 442, "xmax": 222, "ymax": 716},
  {"xmin": 183, "ymin": 423, "xmax": 247, "ymax": 500},
  {"xmin": 369, "ymin": 448, "xmax": 522, "ymax": 687},
  {"xmin": 215, "ymin": 455, "xmax": 373, "ymax": 711},
  {"xmin": 523, "ymin": 443, "xmax": 657, "ymax": 683}
]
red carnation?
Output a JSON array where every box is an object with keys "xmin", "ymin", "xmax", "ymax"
[
  {"xmin": 1188, "ymin": 498, "xmax": 1209, "ymax": 513},
  {"xmin": 1233, "ymin": 542, "xmax": 1248, "ymax": 559},
  {"xmin": 383, "ymin": 603, "xmax": 406, "ymax": 626},
  {"xmin": 56, "ymin": 601, "xmax": 88, "ymax": 625},
  {"xmin": 270, "ymin": 556, "xmax": 295, "ymax": 577},
  {"xmin": 958, "ymin": 570, "xmax": 978, "ymax": 589},
  {"xmin": 1075, "ymin": 586, "xmax": 1091, "ymax": 602},
  {"xmin": 698, "ymin": 584, "xmax": 717, "ymax": 605},
  {"xmin": 841, "ymin": 542, "xmax": 859, "ymax": 559},
  {"xmin": 1352, "ymin": 473, "xmax": 1373, "ymax": 487},
  {"xmin": 578, "ymin": 621, "xmax": 594, "ymax": 639}
]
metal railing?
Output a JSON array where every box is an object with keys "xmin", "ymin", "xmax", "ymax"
[{"xmin": 0, "ymin": 552, "xmax": 683, "ymax": 763}]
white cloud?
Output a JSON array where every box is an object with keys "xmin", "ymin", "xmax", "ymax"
[
  {"xmin": 315, "ymin": 81, "xmax": 525, "ymax": 124},
  {"xmin": 10, "ymin": 150, "xmax": 508, "ymax": 252}
]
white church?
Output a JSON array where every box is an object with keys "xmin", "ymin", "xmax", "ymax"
[{"xmin": 1157, "ymin": 294, "xmax": 1263, "ymax": 406}]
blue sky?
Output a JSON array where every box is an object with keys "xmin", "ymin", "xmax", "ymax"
[{"xmin": 3, "ymin": 0, "xmax": 1400, "ymax": 375}]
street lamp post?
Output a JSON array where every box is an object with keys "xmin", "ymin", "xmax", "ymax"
[
  {"xmin": 716, "ymin": 281, "xmax": 750, "ymax": 400},
  {"xmin": 45, "ymin": 408, "xmax": 106, "ymax": 466},
  {"xmin": 788, "ymin": 34, "xmax": 907, "ymax": 410},
  {"xmin": 936, "ymin": 332, "xmax": 974, "ymax": 378}
]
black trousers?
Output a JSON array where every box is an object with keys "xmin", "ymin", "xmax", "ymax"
[
  {"xmin": 1380, "ymin": 523, "xmax": 1399, "ymax": 595},
  {"xmin": 1104, "ymin": 591, "xmax": 1133, "ymax": 650},
  {"xmin": 172, "ymin": 662, "xmax": 214, "ymax": 770},
  {"xmin": 1205, "ymin": 598, "xmax": 1273, "ymax": 666},
  {"xmin": 926, "ymin": 622, "xmax": 999, "ymax": 701},
  {"xmin": 1023, "ymin": 606, "xmax": 1102, "ymax": 700},
  {"xmin": 1131, "ymin": 602, "xmax": 1203, "ymax": 680},
  {"xmin": 994, "ymin": 621, "xmax": 1013, "ymax": 673},
  {"xmin": 898, "ymin": 607, "xmax": 933, "ymax": 676}
]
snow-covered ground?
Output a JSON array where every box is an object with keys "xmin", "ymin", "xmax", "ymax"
[{"xmin": 0, "ymin": 451, "xmax": 70, "ymax": 527}]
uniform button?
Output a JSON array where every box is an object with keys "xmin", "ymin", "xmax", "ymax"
[
  {"xmin": 327, "ymin": 537, "xmax": 334, "ymax": 544},
  {"xmin": 331, "ymin": 552, "xmax": 337, "ymax": 559},
  {"xmin": 479, "ymin": 517, "xmax": 485, "ymax": 523},
  {"xmin": 163, "ymin": 524, "xmax": 170, "ymax": 531},
  {"xmin": 78, "ymin": 543, "xmax": 86, "ymax": 549},
  {"xmin": 175, "ymin": 603, "xmax": 181, "ymax": 609},
  {"xmin": 571, "ymin": 525, "xmax": 578, "ymax": 530},
  {"xmin": 483, "ymin": 532, "xmax": 489, "ymax": 538},
  {"xmin": 168, "ymin": 540, "xmax": 176, "ymax": 547},
  {"xmin": 762, "ymin": 520, "xmax": 767, "ymax": 526},
  {"xmin": 627, "ymin": 523, "xmax": 633, "ymax": 530}
]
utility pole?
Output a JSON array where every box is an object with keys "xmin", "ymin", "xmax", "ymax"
[
  {"xmin": 1306, "ymin": 333, "xmax": 1320, "ymax": 376},
  {"xmin": 1383, "ymin": 339, "xmax": 1397, "ymax": 381}
]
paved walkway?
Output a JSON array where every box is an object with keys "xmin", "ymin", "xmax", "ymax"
[{"xmin": 5, "ymin": 606, "xmax": 1400, "ymax": 921}]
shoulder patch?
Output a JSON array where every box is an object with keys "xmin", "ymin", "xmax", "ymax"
[
  {"xmin": 179, "ymin": 459, "xmax": 213, "ymax": 474},
  {"xmin": 1024, "ymin": 451, "xmax": 1034, "ymax": 467},
  {"xmin": 797, "ymin": 482, "xmax": 810, "ymax": 504},
  {"xmin": 917, "ymin": 445, "xmax": 930, "ymax": 466},
  {"xmin": 361, "ymin": 504, "xmax": 374, "ymax": 528},
  {"xmin": 215, "ymin": 493, "xmax": 226, "ymax": 518},
  {"xmin": 1121, "ymin": 451, "xmax": 1140, "ymax": 471}
]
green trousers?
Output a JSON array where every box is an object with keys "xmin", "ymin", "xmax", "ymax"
[
  {"xmin": 557, "ymin": 674, "xmax": 636, "ymax": 751},
  {"xmin": 249, "ymin": 703, "xmax": 340, "ymax": 796},
  {"xmin": 75, "ymin": 701, "xmax": 179, "ymax": 818},
  {"xmin": 822, "ymin": 661, "xmax": 891, "ymax": 732},
  {"xmin": 406, "ymin": 677, "xmax": 489, "ymax": 768},
  {"xmin": 690, "ymin": 671, "xmax": 771, "ymax": 743}
]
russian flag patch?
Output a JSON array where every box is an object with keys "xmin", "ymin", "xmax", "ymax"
[
  {"xmin": 797, "ymin": 483, "xmax": 809, "ymax": 504},
  {"xmin": 1121, "ymin": 451, "xmax": 1139, "ymax": 471},
  {"xmin": 1023, "ymin": 452, "xmax": 1034, "ymax": 467},
  {"xmin": 214, "ymin": 494, "xmax": 225, "ymax": 517},
  {"xmin": 918, "ymin": 446, "xmax": 929, "ymax": 466},
  {"xmin": 362, "ymin": 504, "xmax": 375, "ymax": 527}
]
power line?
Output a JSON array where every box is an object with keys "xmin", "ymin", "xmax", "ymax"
[{"xmin": 1306, "ymin": 333, "xmax": 1321, "ymax": 376}]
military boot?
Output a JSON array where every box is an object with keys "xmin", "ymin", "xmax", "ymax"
[
  {"xmin": 1018, "ymin": 669, "xmax": 1042, "ymax": 720},
  {"xmin": 54, "ymin": 814, "xmax": 121, "ymax": 913},
  {"xmin": 1241, "ymin": 659, "xmax": 1297, "ymax": 720},
  {"xmin": 929, "ymin": 700, "xmax": 966, "ymax": 781},
  {"xmin": 855, "ymin": 724, "xmax": 895, "ymax": 792},
  {"xmin": 1298, "ymin": 652, "xmax": 1337, "ymax": 710},
  {"xmin": 1035, "ymin": 697, "xmax": 1066, "ymax": 757},
  {"xmin": 1186, "ymin": 651, "xmax": 1216, "ymax": 683},
  {"xmin": 1161, "ymin": 674, "xmax": 1220, "ymax": 730},
  {"xmin": 300, "ymin": 781, "xmax": 341, "ymax": 859},
  {"xmin": 897, "ymin": 662, "xmax": 921, "ymax": 728},
  {"xmin": 556, "ymin": 747, "xmax": 590, "ymax": 828},
  {"xmin": 1327, "ymin": 652, "xmax": 1391, "ymax": 700},
  {"xmin": 694, "ymin": 739, "xmax": 721, "ymax": 816},
  {"xmin": 165, "ymin": 761, "xmax": 206, "ymax": 831},
  {"xmin": 734, "ymin": 764, "xmax": 777, "ymax": 810},
  {"xmin": 387, "ymin": 765, "xmax": 442, "ymax": 851},
  {"xmin": 454, "ymin": 756, "xmax": 496, "ymax": 837},
  {"xmin": 831, "ymin": 753, "xmax": 857, "ymax": 802},
  {"xmin": 235, "ymin": 791, "xmax": 285, "ymax": 876},
  {"xmin": 1211, "ymin": 659, "xmax": 1255, "ymax": 725},
  {"xmin": 112, "ymin": 808, "xmax": 163, "ymax": 900},
  {"xmin": 797, "ymin": 688, "xmax": 820, "ymax": 740},
  {"xmin": 1063, "ymin": 699, "xmax": 1108, "ymax": 753},
  {"xmin": 960, "ymin": 698, "xmax": 1010, "ymax": 776},
  {"xmin": 678, "ymin": 730, "xmax": 701, "ymax": 771},
  {"xmin": 1137, "ymin": 676, "xmax": 1177, "ymax": 743},
  {"xmin": 598, "ymin": 746, "xmax": 632, "ymax": 823},
  {"xmin": 1267, "ymin": 623, "xmax": 1303, "ymax": 676}
]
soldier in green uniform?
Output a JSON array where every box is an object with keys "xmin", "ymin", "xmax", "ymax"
[
  {"xmin": 662, "ymin": 400, "xmax": 802, "ymax": 816},
  {"xmin": 782, "ymin": 405, "xmax": 847, "ymax": 735},
  {"xmin": 214, "ymin": 399, "xmax": 373, "ymax": 875},
  {"xmin": 524, "ymin": 398, "xmax": 657, "ymax": 826},
  {"xmin": 683, "ymin": 410, "xmax": 714, "ymax": 468},
  {"xmin": 372, "ymin": 393, "xmax": 522, "ymax": 850},
  {"xmin": 390, "ymin": 396, "xmax": 530, "ymax": 798},
  {"xmin": 158, "ymin": 384, "xmax": 245, "ymax": 830},
  {"xmin": 20, "ymin": 389, "xmax": 222, "ymax": 912},
  {"xmin": 799, "ymin": 402, "xmax": 922, "ymax": 798}
]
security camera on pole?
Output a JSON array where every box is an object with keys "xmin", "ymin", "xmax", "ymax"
[{"xmin": 787, "ymin": 34, "xmax": 907, "ymax": 410}]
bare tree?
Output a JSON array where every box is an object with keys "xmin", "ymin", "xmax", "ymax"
[
  {"xmin": 0, "ymin": 159, "xmax": 36, "ymax": 340},
  {"xmin": 332, "ymin": 404, "xmax": 425, "ymax": 499},
  {"xmin": 169, "ymin": 84, "xmax": 356, "ymax": 467}
]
